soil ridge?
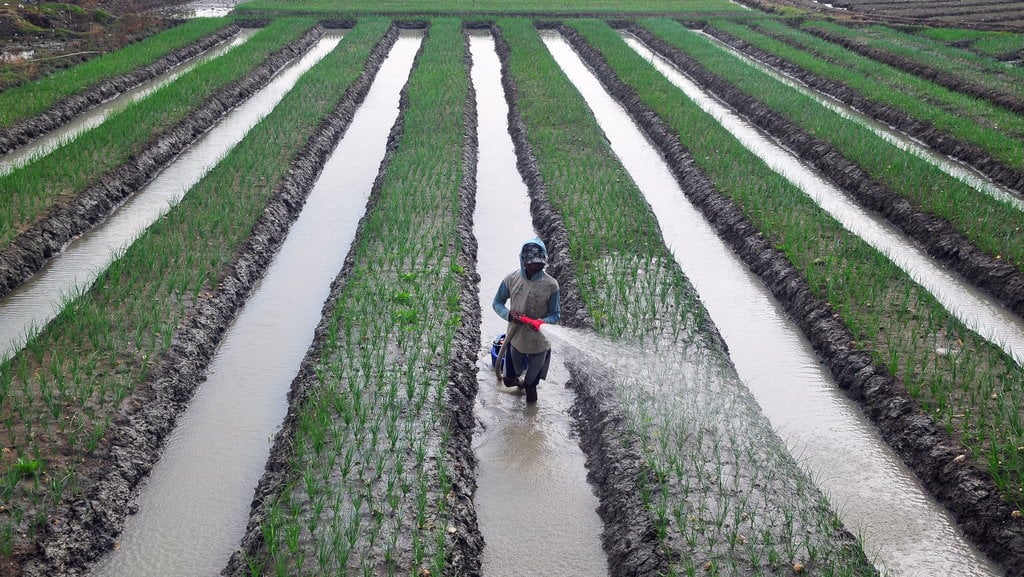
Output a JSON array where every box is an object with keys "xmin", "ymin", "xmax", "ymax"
[
  {"xmin": 491, "ymin": 23, "xmax": 670, "ymax": 577},
  {"xmin": 802, "ymin": 23, "xmax": 1024, "ymax": 114},
  {"xmin": 0, "ymin": 25, "xmax": 324, "ymax": 303},
  {"xmin": 702, "ymin": 23, "xmax": 1024, "ymax": 195},
  {"xmin": 560, "ymin": 23, "xmax": 1024, "ymax": 576},
  {"xmin": 0, "ymin": 24, "xmax": 241, "ymax": 154},
  {"xmin": 17, "ymin": 23, "xmax": 334, "ymax": 577},
  {"xmin": 625, "ymin": 24, "xmax": 1024, "ymax": 320}
]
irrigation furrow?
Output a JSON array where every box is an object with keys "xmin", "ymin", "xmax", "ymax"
[
  {"xmin": 0, "ymin": 21, "xmax": 323, "ymax": 303},
  {"xmin": 499, "ymin": 18, "xmax": 879, "ymax": 577},
  {"xmin": 547, "ymin": 25, "xmax": 999, "ymax": 577},
  {"xmin": 0, "ymin": 29, "xmax": 256, "ymax": 176},
  {"xmin": 0, "ymin": 20, "xmax": 239, "ymax": 155},
  {"xmin": 798, "ymin": 22, "xmax": 1024, "ymax": 114},
  {"xmin": 224, "ymin": 20, "xmax": 484, "ymax": 577},
  {"xmin": 702, "ymin": 22, "xmax": 1024, "ymax": 195},
  {"xmin": 8, "ymin": 20, "xmax": 395, "ymax": 576},
  {"xmin": 624, "ymin": 22, "xmax": 1024, "ymax": 322},
  {"xmin": 468, "ymin": 30, "xmax": 608, "ymax": 577},
  {"xmin": 556, "ymin": 20, "xmax": 1024, "ymax": 574}
]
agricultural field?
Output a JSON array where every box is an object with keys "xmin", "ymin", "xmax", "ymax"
[{"xmin": 1, "ymin": 1, "xmax": 1023, "ymax": 576}]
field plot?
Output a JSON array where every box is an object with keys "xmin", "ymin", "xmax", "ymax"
[
  {"xmin": 1, "ymin": 2, "xmax": 1023, "ymax": 577},
  {"xmin": 822, "ymin": 0, "xmax": 1024, "ymax": 28},
  {"xmin": 915, "ymin": 26, "xmax": 1024, "ymax": 59}
]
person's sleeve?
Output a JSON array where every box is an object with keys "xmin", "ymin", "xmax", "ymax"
[
  {"xmin": 492, "ymin": 280, "xmax": 511, "ymax": 321},
  {"xmin": 542, "ymin": 289, "xmax": 561, "ymax": 325}
]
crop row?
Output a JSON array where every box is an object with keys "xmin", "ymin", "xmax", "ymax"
[
  {"xmin": 3, "ymin": 19, "xmax": 392, "ymax": 573},
  {"xmin": 0, "ymin": 17, "xmax": 234, "ymax": 132},
  {"xmin": 235, "ymin": 0, "xmax": 747, "ymax": 17},
  {"xmin": 496, "ymin": 18, "xmax": 878, "ymax": 576},
  {"xmin": 915, "ymin": 25, "xmax": 1024, "ymax": 58},
  {"xmin": 706, "ymin": 18, "xmax": 1024, "ymax": 185},
  {"xmin": 562, "ymin": 17, "xmax": 1023, "ymax": 569},
  {"xmin": 233, "ymin": 19, "xmax": 475, "ymax": 577},
  {"xmin": 631, "ymin": 20, "xmax": 1024, "ymax": 315},
  {"xmin": 797, "ymin": 19, "xmax": 1024, "ymax": 108}
]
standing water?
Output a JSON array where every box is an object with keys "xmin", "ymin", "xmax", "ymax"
[
  {"xmin": 468, "ymin": 31, "xmax": 608, "ymax": 577},
  {"xmin": 86, "ymin": 32, "xmax": 423, "ymax": 577},
  {"xmin": 0, "ymin": 33, "xmax": 343, "ymax": 365},
  {"xmin": 0, "ymin": 30, "xmax": 255, "ymax": 176},
  {"xmin": 541, "ymin": 31, "xmax": 1001, "ymax": 577}
]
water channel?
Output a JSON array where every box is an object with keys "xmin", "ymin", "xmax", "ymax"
[
  {"xmin": 87, "ymin": 31, "xmax": 423, "ymax": 577},
  {"xmin": 0, "ymin": 33, "xmax": 343, "ymax": 365},
  {"xmin": 468, "ymin": 31, "xmax": 609, "ymax": 577},
  {"xmin": 0, "ymin": 29, "xmax": 255, "ymax": 176},
  {"xmin": 541, "ymin": 30, "xmax": 1001, "ymax": 577},
  {"xmin": 622, "ymin": 33, "xmax": 1024, "ymax": 368}
]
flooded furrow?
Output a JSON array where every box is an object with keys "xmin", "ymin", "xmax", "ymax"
[
  {"xmin": 0, "ymin": 30, "xmax": 256, "ymax": 176},
  {"xmin": 691, "ymin": 29, "xmax": 1024, "ymax": 212},
  {"xmin": 622, "ymin": 35, "xmax": 1024, "ymax": 368},
  {"xmin": 87, "ymin": 31, "xmax": 422, "ymax": 577},
  {"xmin": 541, "ymin": 31, "xmax": 1001, "ymax": 577},
  {"xmin": 0, "ymin": 33, "xmax": 343, "ymax": 365},
  {"xmin": 468, "ymin": 32, "xmax": 608, "ymax": 577}
]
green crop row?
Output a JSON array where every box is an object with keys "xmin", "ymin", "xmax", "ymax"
[
  {"xmin": 711, "ymin": 18, "xmax": 1024, "ymax": 170},
  {"xmin": 252, "ymin": 20, "xmax": 466, "ymax": 577},
  {"xmin": 0, "ymin": 18, "xmax": 315, "ymax": 249},
  {"xmin": 799, "ymin": 19, "xmax": 1024, "ymax": 102},
  {"xmin": 498, "ymin": 17, "xmax": 878, "ymax": 576},
  {"xmin": 639, "ymin": 19, "xmax": 1024, "ymax": 271},
  {"xmin": 0, "ymin": 19, "xmax": 389, "ymax": 562},
  {"xmin": 916, "ymin": 26, "xmax": 1024, "ymax": 58},
  {"xmin": 570, "ymin": 19, "xmax": 1024, "ymax": 507},
  {"xmin": 236, "ymin": 0, "xmax": 746, "ymax": 16},
  {"xmin": 0, "ymin": 18, "xmax": 232, "ymax": 128}
]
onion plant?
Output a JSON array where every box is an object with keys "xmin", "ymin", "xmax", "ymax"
[
  {"xmin": 0, "ymin": 19, "xmax": 388, "ymax": 563},
  {"xmin": 710, "ymin": 18, "xmax": 1024, "ymax": 170},
  {"xmin": 0, "ymin": 18, "xmax": 317, "ymax": 249},
  {"xmin": 498, "ymin": 17, "xmax": 878, "ymax": 576},
  {"xmin": 916, "ymin": 26, "xmax": 1024, "ymax": 59},
  {"xmin": 254, "ymin": 19, "xmax": 469, "ymax": 577},
  {"xmin": 570, "ymin": 18, "xmax": 1024, "ymax": 509},
  {"xmin": 0, "ymin": 18, "xmax": 232, "ymax": 128},
  {"xmin": 637, "ymin": 19, "xmax": 1024, "ymax": 272}
]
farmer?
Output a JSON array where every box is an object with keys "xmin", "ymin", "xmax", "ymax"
[{"xmin": 492, "ymin": 237, "xmax": 561, "ymax": 403}]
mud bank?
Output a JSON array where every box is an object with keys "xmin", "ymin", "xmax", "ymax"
[
  {"xmin": 624, "ymin": 24, "xmax": 1024, "ymax": 321},
  {"xmin": 222, "ymin": 22, "xmax": 484, "ymax": 577},
  {"xmin": 702, "ymin": 23, "xmax": 1024, "ymax": 196},
  {"xmin": 489, "ymin": 24, "xmax": 667, "ymax": 577},
  {"xmin": 0, "ymin": 24, "xmax": 241, "ymax": 155},
  {"xmin": 0, "ymin": 25, "xmax": 324, "ymax": 303},
  {"xmin": 558, "ymin": 23, "xmax": 1024, "ymax": 576},
  {"xmin": 15, "ymin": 23, "xmax": 391, "ymax": 577},
  {"xmin": 801, "ymin": 24, "xmax": 1024, "ymax": 115}
]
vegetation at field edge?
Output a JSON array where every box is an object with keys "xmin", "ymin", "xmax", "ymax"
[{"xmin": 234, "ymin": 0, "xmax": 747, "ymax": 16}]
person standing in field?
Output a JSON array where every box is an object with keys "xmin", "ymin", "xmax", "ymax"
[{"xmin": 492, "ymin": 237, "xmax": 561, "ymax": 403}]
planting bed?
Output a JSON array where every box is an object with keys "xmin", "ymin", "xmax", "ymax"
[{"xmin": 1, "ymin": 4, "xmax": 1023, "ymax": 577}]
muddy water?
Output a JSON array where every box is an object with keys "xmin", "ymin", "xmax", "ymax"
[
  {"xmin": 541, "ymin": 31, "xmax": 1001, "ymax": 577},
  {"xmin": 693, "ymin": 29, "xmax": 1024, "ymax": 211},
  {"xmin": 147, "ymin": 0, "xmax": 243, "ymax": 18},
  {"xmin": 87, "ymin": 31, "xmax": 423, "ymax": 577},
  {"xmin": 622, "ymin": 35, "xmax": 1024, "ymax": 368},
  {"xmin": 0, "ymin": 33, "xmax": 343, "ymax": 365},
  {"xmin": 468, "ymin": 32, "xmax": 609, "ymax": 577},
  {"xmin": 0, "ymin": 30, "xmax": 255, "ymax": 176}
]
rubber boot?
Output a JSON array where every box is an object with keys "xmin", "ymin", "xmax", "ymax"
[
  {"xmin": 503, "ymin": 375, "xmax": 521, "ymax": 388},
  {"xmin": 524, "ymin": 384, "xmax": 538, "ymax": 403}
]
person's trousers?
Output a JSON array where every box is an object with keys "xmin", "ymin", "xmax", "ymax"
[{"xmin": 503, "ymin": 346, "xmax": 551, "ymax": 386}]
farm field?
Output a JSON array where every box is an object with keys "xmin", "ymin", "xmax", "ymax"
[{"xmin": 0, "ymin": 1, "xmax": 1022, "ymax": 576}]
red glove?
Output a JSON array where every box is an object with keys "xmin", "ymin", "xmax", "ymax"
[{"xmin": 518, "ymin": 314, "xmax": 544, "ymax": 332}]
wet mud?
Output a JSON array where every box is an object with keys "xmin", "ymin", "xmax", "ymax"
[
  {"xmin": 557, "ymin": 23, "xmax": 1024, "ymax": 576},
  {"xmin": 801, "ymin": 24, "xmax": 1024, "ymax": 115},
  {"xmin": 489, "ymin": 24, "xmax": 668, "ymax": 577},
  {"xmin": 17, "ymin": 23, "xmax": 391, "ymax": 577},
  {"xmin": 0, "ymin": 25, "xmax": 325, "ymax": 303},
  {"xmin": 222, "ymin": 22, "xmax": 485, "ymax": 577},
  {"xmin": 0, "ymin": 24, "xmax": 241, "ymax": 155},
  {"xmin": 624, "ymin": 24, "xmax": 1024, "ymax": 321},
  {"xmin": 701, "ymin": 23, "xmax": 1024, "ymax": 196}
]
